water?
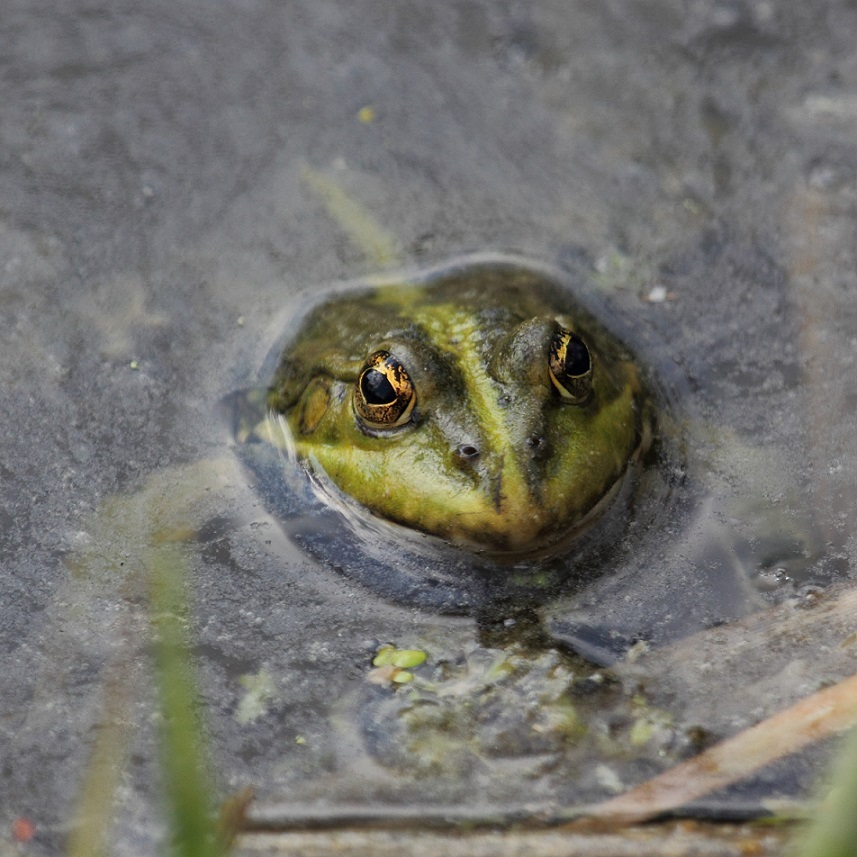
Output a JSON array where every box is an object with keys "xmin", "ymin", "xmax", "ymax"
[{"xmin": 2, "ymin": 1, "xmax": 857, "ymax": 853}]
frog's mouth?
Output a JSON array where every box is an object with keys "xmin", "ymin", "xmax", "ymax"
[
  {"xmin": 272, "ymin": 411, "xmax": 648, "ymax": 555},
  {"xmin": 294, "ymin": 439, "xmax": 652, "ymax": 614}
]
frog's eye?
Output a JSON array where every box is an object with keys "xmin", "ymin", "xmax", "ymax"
[
  {"xmin": 354, "ymin": 350, "xmax": 417, "ymax": 429},
  {"xmin": 548, "ymin": 328, "xmax": 593, "ymax": 404}
]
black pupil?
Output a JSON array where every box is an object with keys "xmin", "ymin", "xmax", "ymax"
[
  {"xmin": 361, "ymin": 368, "xmax": 396, "ymax": 404},
  {"xmin": 565, "ymin": 336, "xmax": 591, "ymax": 376}
]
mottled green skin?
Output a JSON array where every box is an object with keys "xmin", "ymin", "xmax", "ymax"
[{"xmin": 268, "ymin": 267, "xmax": 647, "ymax": 552}]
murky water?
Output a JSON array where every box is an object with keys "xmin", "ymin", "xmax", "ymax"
[{"xmin": 2, "ymin": 2, "xmax": 857, "ymax": 853}]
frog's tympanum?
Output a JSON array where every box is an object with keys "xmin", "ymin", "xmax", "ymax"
[{"xmin": 268, "ymin": 265, "xmax": 649, "ymax": 553}]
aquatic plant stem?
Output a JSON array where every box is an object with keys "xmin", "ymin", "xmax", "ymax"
[{"xmin": 151, "ymin": 541, "xmax": 226, "ymax": 857}]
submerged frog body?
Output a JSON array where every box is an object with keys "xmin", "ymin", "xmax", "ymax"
[{"xmin": 268, "ymin": 264, "xmax": 649, "ymax": 553}]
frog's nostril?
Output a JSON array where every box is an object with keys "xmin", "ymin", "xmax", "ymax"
[
  {"xmin": 527, "ymin": 435, "xmax": 551, "ymax": 461},
  {"xmin": 456, "ymin": 443, "xmax": 480, "ymax": 461}
]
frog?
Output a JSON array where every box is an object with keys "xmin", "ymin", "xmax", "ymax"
[{"xmin": 266, "ymin": 262, "xmax": 652, "ymax": 555}]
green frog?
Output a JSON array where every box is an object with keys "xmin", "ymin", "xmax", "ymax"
[{"xmin": 266, "ymin": 262, "xmax": 651, "ymax": 555}]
